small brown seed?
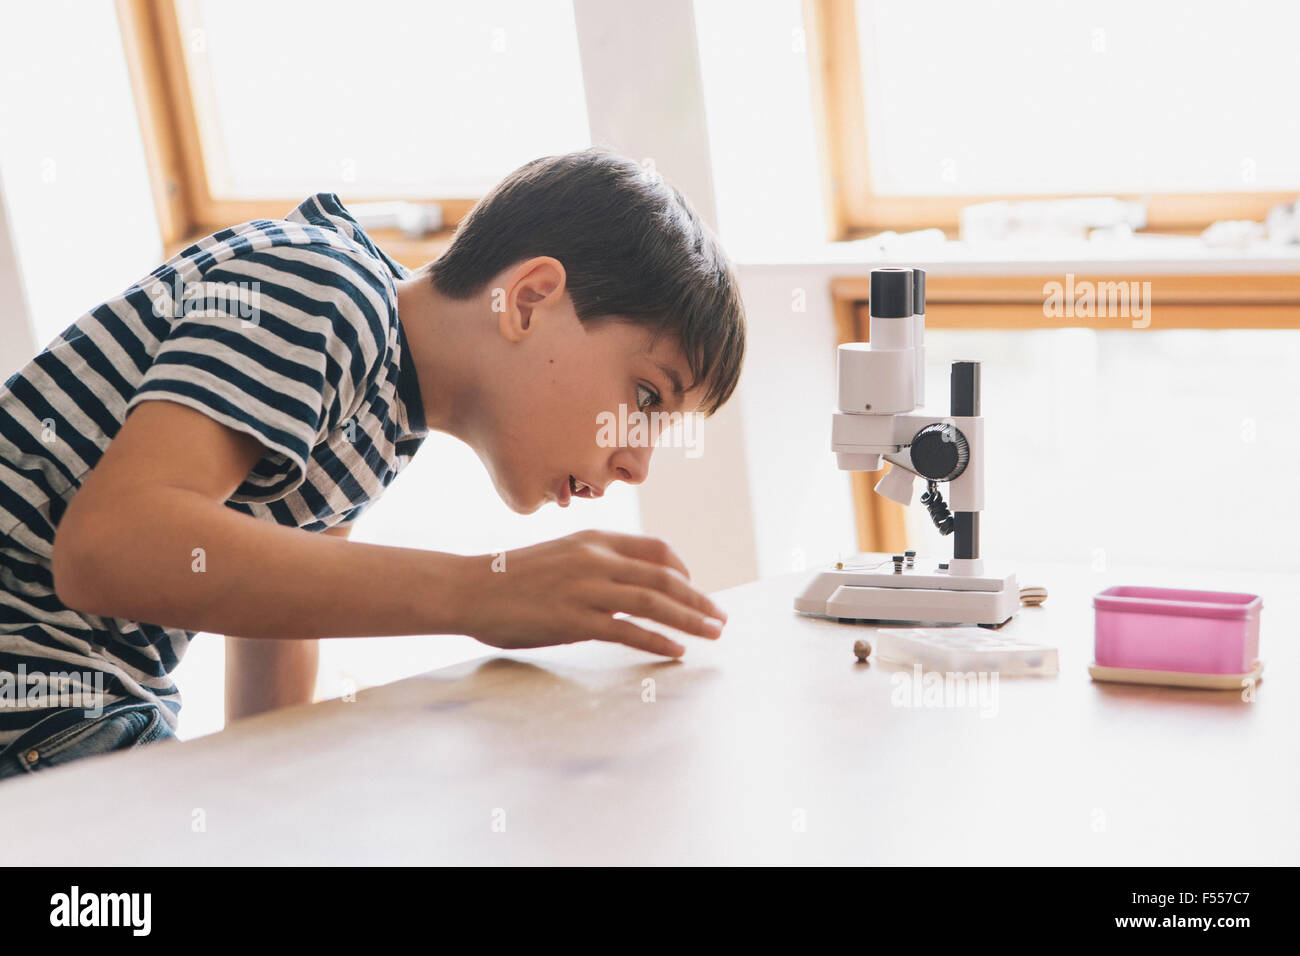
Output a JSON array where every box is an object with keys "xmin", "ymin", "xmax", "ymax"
[
  {"xmin": 853, "ymin": 639, "xmax": 872, "ymax": 662},
  {"xmin": 1020, "ymin": 586, "xmax": 1048, "ymax": 607}
]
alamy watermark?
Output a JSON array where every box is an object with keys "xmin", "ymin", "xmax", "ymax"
[
  {"xmin": 50, "ymin": 886, "xmax": 151, "ymax": 936},
  {"xmin": 890, "ymin": 664, "xmax": 999, "ymax": 718},
  {"xmin": 146, "ymin": 273, "xmax": 262, "ymax": 326},
  {"xmin": 1043, "ymin": 273, "xmax": 1151, "ymax": 328},
  {"xmin": 596, "ymin": 403, "xmax": 704, "ymax": 459},
  {"xmin": 0, "ymin": 665, "xmax": 107, "ymax": 717}
]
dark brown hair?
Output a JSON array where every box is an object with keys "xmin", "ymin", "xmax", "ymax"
[{"xmin": 428, "ymin": 147, "xmax": 745, "ymax": 415}]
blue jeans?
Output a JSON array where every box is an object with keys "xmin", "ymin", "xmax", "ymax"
[{"xmin": 0, "ymin": 699, "xmax": 177, "ymax": 780}]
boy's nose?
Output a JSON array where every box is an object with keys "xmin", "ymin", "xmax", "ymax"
[{"xmin": 610, "ymin": 445, "xmax": 651, "ymax": 485}]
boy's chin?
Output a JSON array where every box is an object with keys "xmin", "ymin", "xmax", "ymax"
[
  {"xmin": 497, "ymin": 481, "xmax": 547, "ymax": 515},
  {"xmin": 483, "ymin": 462, "xmax": 545, "ymax": 514}
]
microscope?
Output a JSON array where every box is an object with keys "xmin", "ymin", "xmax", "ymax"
[{"xmin": 794, "ymin": 266, "xmax": 1020, "ymax": 627}]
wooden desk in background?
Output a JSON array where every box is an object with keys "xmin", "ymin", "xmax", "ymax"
[{"xmin": 1, "ymin": 558, "xmax": 1295, "ymax": 865}]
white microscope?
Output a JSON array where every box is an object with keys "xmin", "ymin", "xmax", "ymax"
[{"xmin": 794, "ymin": 266, "xmax": 1021, "ymax": 627}]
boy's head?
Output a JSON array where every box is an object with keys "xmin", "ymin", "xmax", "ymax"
[{"xmin": 425, "ymin": 147, "xmax": 746, "ymax": 513}]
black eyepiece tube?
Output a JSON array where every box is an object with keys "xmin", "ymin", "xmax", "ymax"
[{"xmin": 869, "ymin": 267, "xmax": 913, "ymax": 318}]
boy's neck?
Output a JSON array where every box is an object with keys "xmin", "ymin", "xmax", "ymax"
[{"xmin": 393, "ymin": 272, "xmax": 482, "ymax": 447}]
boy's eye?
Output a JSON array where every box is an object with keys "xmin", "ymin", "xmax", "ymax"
[{"xmin": 636, "ymin": 383, "xmax": 661, "ymax": 411}]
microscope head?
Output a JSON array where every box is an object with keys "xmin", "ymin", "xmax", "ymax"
[{"xmin": 834, "ymin": 267, "xmax": 923, "ymax": 474}]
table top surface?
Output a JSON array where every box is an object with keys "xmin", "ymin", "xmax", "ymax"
[{"xmin": 2, "ymin": 556, "xmax": 1295, "ymax": 865}]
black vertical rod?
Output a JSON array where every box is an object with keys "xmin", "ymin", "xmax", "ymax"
[
  {"xmin": 951, "ymin": 361, "xmax": 980, "ymax": 560},
  {"xmin": 951, "ymin": 360, "xmax": 980, "ymax": 417}
]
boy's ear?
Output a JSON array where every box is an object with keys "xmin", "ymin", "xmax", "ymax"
[{"xmin": 497, "ymin": 257, "xmax": 567, "ymax": 343}]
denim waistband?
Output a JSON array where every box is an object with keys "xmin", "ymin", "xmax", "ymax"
[{"xmin": 0, "ymin": 697, "xmax": 151, "ymax": 762}]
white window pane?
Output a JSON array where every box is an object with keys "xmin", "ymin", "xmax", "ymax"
[
  {"xmin": 856, "ymin": 0, "xmax": 1300, "ymax": 196},
  {"xmin": 182, "ymin": 0, "xmax": 591, "ymax": 198},
  {"xmin": 907, "ymin": 328, "xmax": 1300, "ymax": 572},
  {"xmin": 0, "ymin": 1, "xmax": 161, "ymax": 347}
]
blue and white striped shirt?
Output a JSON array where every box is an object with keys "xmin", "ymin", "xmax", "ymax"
[{"xmin": 0, "ymin": 194, "xmax": 427, "ymax": 744}]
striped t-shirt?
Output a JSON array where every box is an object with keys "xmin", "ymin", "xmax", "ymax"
[{"xmin": 0, "ymin": 193, "xmax": 428, "ymax": 745}]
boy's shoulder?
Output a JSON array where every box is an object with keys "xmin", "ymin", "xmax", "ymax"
[
  {"xmin": 164, "ymin": 193, "xmax": 405, "ymax": 298},
  {"xmin": 282, "ymin": 192, "xmax": 400, "ymax": 273},
  {"xmin": 145, "ymin": 193, "xmax": 405, "ymax": 350},
  {"xmin": 282, "ymin": 193, "xmax": 370, "ymax": 243}
]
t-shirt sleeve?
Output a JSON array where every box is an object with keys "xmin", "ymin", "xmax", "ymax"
[
  {"xmin": 125, "ymin": 244, "xmax": 391, "ymax": 496},
  {"xmin": 332, "ymin": 502, "xmax": 368, "ymax": 529}
]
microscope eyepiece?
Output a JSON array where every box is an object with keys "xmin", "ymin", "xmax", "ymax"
[{"xmin": 869, "ymin": 267, "xmax": 913, "ymax": 318}]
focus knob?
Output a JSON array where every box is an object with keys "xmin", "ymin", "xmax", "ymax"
[{"xmin": 909, "ymin": 423, "xmax": 969, "ymax": 482}]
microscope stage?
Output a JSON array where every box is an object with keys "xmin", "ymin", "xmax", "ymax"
[{"xmin": 794, "ymin": 556, "xmax": 1020, "ymax": 627}]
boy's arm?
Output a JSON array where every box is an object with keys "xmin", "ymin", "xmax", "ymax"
[
  {"xmin": 52, "ymin": 401, "xmax": 469, "ymax": 639},
  {"xmin": 52, "ymin": 400, "xmax": 725, "ymax": 654},
  {"xmin": 223, "ymin": 524, "xmax": 350, "ymax": 723}
]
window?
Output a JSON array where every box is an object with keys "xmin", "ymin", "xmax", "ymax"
[
  {"xmin": 118, "ymin": 0, "xmax": 590, "ymax": 257},
  {"xmin": 904, "ymin": 327, "xmax": 1300, "ymax": 570},
  {"xmin": 806, "ymin": 0, "xmax": 1300, "ymax": 237}
]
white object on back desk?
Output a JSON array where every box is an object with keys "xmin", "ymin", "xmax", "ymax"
[{"xmin": 0, "ymin": 559, "xmax": 1293, "ymax": 866}]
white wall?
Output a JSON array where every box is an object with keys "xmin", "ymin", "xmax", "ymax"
[
  {"xmin": 0, "ymin": 181, "xmax": 34, "ymax": 379},
  {"xmin": 573, "ymin": 0, "xmax": 761, "ymax": 594},
  {"xmin": 733, "ymin": 265, "xmax": 859, "ymax": 575}
]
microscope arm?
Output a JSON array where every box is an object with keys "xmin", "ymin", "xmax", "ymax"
[{"xmin": 829, "ymin": 361, "xmax": 987, "ymax": 573}]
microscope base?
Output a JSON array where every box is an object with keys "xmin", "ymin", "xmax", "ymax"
[{"xmin": 794, "ymin": 557, "xmax": 1019, "ymax": 627}]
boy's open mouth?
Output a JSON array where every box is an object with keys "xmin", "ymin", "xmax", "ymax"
[{"xmin": 568, "ymin": 474, "xmax": 601, "ymax": 499}]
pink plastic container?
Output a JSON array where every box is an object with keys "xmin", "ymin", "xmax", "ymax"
[{"xmin": 1093, "ymin": 586, "xmax": 1262, "ymax": 674}]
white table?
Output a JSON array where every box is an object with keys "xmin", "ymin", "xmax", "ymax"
[{"xmin": 1, "ymin": 558, "xmax": 1294, "ymax": 865}]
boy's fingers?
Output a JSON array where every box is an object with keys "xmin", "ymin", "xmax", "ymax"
[
  {"xmin": 591, "ymin": 530, "xmax": 692, "ymax": 582},
  {"xmin": 597, "ymin": 616, "xmax": 686, "ymax": 658},
  {"xmin": 596, "ymin": 584, "xmax": 724, "ymax": 640},
  {"xmin": 608, "ymin": 556, "xmax": 726, "ymax": 622}
]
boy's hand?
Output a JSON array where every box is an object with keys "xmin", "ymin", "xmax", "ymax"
[{"xmin": 465, "ymin": 530, "xmax": 727, "ymax": 658}]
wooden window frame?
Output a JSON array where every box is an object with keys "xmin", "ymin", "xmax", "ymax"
[
  {"xmin": 115, "ymin": 0, "xmax": 470, "ymax": 266},
  {"xmin": 803, "ymin": 0, "xmax": 1298, "ymax": 241}
]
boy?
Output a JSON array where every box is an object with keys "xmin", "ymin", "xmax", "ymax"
[{"xmin": 0, "ymin": 148, "xmax": 744, "ymax": 778}]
